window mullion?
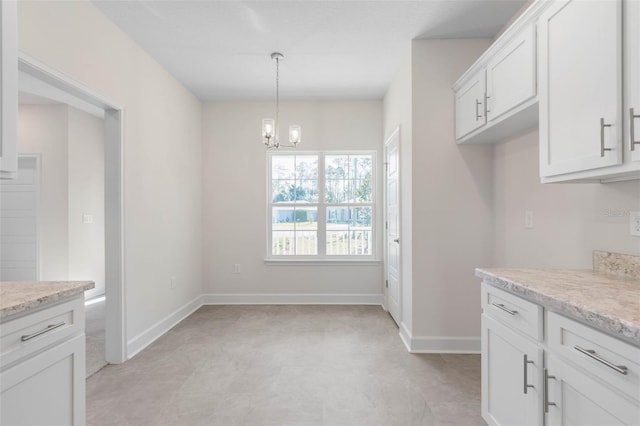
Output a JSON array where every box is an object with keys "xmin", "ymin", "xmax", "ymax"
[{"xmin": 317, "ymin": 154, "xmax": 326, "ymax": 256}]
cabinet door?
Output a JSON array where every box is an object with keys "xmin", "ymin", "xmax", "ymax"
[
  {"xmin": 486, "ymin": 24, "xmax": 536, "ymax": 123},
  {"xmin": 627, "ymin": 0, "xmax": 640, "ymax": 162},
  {"xmin": 455, "ymin": 70, "xmax": 486, "ymax": 140},
  {"xmin": 546, "ymin": 355, "xmax": 640, "ymax": 426},
  {"xmin": 482, "ymin": 314, "xmax": 543, "ymax": 426},
  {"xmin": 1, "ymin": 335, "xmax": 86, "ymax": 426},
  {"xmin": 0, "ymin": 0, "xmax": 17, "ymax": 179},
  {"xmin": 539, "ymin": 0, "xmax": 622, "ymax": 177}
]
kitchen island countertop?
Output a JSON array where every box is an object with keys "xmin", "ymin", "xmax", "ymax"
[
  {"xmin": 476, "ymin": 268, "xmax": 640, "ymax": 347},
  {"xmin": 0, "ymin": 281, "xmax": 95, "ymax": 320}
]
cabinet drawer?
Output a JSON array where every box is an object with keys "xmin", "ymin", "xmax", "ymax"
[
  {"xmin": 481, "ymin": 282, "xmax": 543, "ymax": 341},
  {"xmin": 0, "ymin": 297, "xmax": 84, "ymax": 369},
  {"xmin": 547, "ymin": 311, "xmax": 640, "ymax": 402}
]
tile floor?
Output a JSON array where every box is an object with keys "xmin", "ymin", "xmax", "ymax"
[{"xmin": 87, "ymin": 305, "xmax": 484, "ymax": 426}]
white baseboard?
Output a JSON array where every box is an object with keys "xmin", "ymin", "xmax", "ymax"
[
  {"xmin": 399, "ymin": 324, "xmax": 480, "ymax": 354},
  {"xmin": 201, "ymin": 293, "xmax": 384, "ymax": 305},
  {"xmin": 127, "ymin": 295, "xmax": 203, "ymax": 359}
]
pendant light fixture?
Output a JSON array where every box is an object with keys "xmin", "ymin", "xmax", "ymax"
[{"xmin": 262, "ymin": 52, "xmax": 301, "ymax": 149}]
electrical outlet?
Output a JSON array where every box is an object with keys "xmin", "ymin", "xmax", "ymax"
[
  {"xmin": 170, "ymin": 276, "xmax": 176, "ymax": 289},
  {"xmin": 82, "ymin": 213, "xmax": 94, "ymax": 224},
  {"xmin": 630, "ymin": 211, "xmax": 640, "ymax": 237},
  {"xmin": 525, "ymin": 210, "xmax": 534, "ymax": 229},
  {"xmin": 234, "ymin": 264, "xmax": 241, "ymax": 273}
]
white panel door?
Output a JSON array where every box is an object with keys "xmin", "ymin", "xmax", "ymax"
[
  {"xmin": 627, "ymin": 0, "xmax": 640, "ymax": 162},
  {"xmin": 486, "ymin": 23, "xmax": 536, "ymax": 123},
  {"xmin": 482, "ymin": 314, "xmax": 543, "ymax": 426},
  {"xmin": 384, "ymin": 129, "xmax": 401, "ymax": 326},
  {"xmin": 0, "ymin": 155, "xmax": 40, "ymax": 280},
  {"xmin": 539, "ymin": 0, "xmax": 622, "ymax": 177},
  {"xmin": 545, "ymin": 355, "xmax": 640, "ymax": 426},
  {"xmin": 455, "ymin": 70, "xmax": 486, "ymax": 140}
]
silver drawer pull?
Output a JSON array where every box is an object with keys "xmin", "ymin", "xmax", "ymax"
[
  {"xmin": 631, "ymin": 107, "xmax": 639, "ymax": 151},
  {"xmin": 544, "ymin": 368, "xmax": 556, "ymax": 413},
  {"xmin": 491, "ymin": 303, "xmax": 518, "ymax": 316},
  {"xmin": 21, "ymin": 322, "xmax": 66, "ymax": 342},
  {"xmin": 600, "ymin": 118, "xmax": 613, "ymax": 157},
  {"xmin": 574, "ymin": 345, "xmax": 628, "ymax": 375},
  {"xmin": 523, "ymin": 354, "xmax": 535, "ymax": 394}
]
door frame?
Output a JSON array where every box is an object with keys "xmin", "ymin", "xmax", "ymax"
[
  {"xmin": 383, "ymin": 126, "xmax": 401, "ymax": 324},
  {"xmin": 18, "ymin": 52, "xmax": 127, "ymax": 364}
]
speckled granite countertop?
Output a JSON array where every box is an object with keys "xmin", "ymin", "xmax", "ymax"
[
  {"xmin": 476, "ymin": 268, "xmax": 640, "ymax": 347},
  {"xmin": 0, "ymin": 281, "xmax": 94, "ymax": 320}
]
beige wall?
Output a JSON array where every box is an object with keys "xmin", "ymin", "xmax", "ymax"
[
  {"xmin": 494, "ymin": 130, "xmax": 640, "ymax": 267},
  {"xmin": 202, "ymin": 101, "xmax": 384, "ymax": 297},
  {"xmin": 68, "ymin": 107, "xmax": 106, "ymax": 299},
  {"xmin": 17, "ymin": 105, "xmax": 69, "ymax": 281},
  {"xmin": 18, "ymin": 0, "xmax": 203, "ymax": 354},
  {"xmin": 18, "ymin": 104, "xmax": 107, "ymax": 299},
  {"xmin": 410, "ymin": 39, "xmax": 494, "ymax": 345}
]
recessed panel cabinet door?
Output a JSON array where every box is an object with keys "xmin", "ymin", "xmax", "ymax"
[
  {"xmin": 455, "ymin": 70, "xmax": 486, "ymax": 140},
  {"xmin": 628, "ymin": 0, "xmax": 640, "ymax": 162},
  {"xmin": 482, "ymin": 315, "xmax": 543, "ymax": 426},
  {"xmin": 545, "ymin": 355, "xmax": 640, "ymax": 426},
  {"xmin": 486, "ymin": 24, "xmax": 536, "ymax": 123},
  {"xmin": 539, "ymin": 0, "xmax": 622, "ymax": 177}
]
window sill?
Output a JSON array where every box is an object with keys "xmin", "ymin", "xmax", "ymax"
[{"xmin": 264, "ymin": 259, "xmax": 381, "ymax": 266}]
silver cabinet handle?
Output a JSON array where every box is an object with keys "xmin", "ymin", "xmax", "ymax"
[
  {"xmin": 523, "ymin": 354, "xmax": 534, "ymax": 394},
  {"xmin": 574, "ymin": 345, "xmax": 628, "ymax": 375},
  {"xmin": 21, "ymin": 321, "xmax": 66, "ymax": 342},
  {"xmin": 475, "ymin": 99, "xmax": 482, "ymax": 120},
  {"xmin": 543, "ymin": 368, "xmax": 557, "ymax": 413},
  {"xmin": 485, "ymin": 94, "xmax": 491, "ymax": 116},
  {"xmin": 600, "ymin": 118, "xmax": 613, "ymax": 157},
  {"xmin": 491, "ymin": 302, "xmax": 518, "ymax": 316},
  {"xmin": 630, "ymin": 107, "xmax": 639, "ymax": 151}
]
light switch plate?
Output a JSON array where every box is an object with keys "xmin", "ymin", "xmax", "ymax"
[{"xmin": 630, "ymin": 211, "xmax": 640, "ymax": 237}]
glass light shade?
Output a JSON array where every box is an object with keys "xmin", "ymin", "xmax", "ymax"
[
  {"xmin": 262, "ymin": 118, "xmax": 275, "ymax": 140},
  {"xmin": 289, "ymin": 125, "xmax": 301, "ymax": 145}
]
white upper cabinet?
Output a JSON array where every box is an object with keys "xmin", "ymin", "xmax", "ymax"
[
  {"xmin": 0, "ymin": 0, "xmax": 17, "ymax": 180},
  {"xmin": 454, "ymin": 5, "xmax": 544, "ymax": 145},
  {"xmin": 455, "ymin": 70, "xmax": 486, "ymax": 140},
  {"xmin": 628, "ymin": 0, "xmax": 640, "ymax": 163},
  {"xmin": 539, "ymin": 0, "xmax": 639, "ymax": 182},
  {"xmin": 539, "ymin": 0, "xmax": 622, "ymax": 178},
  {"xmin": 486, "ymin": 24, "xmax": 537, "ymax": 124}
]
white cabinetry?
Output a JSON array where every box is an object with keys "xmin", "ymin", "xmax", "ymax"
[
  {"xmin": 0, "ymin": 0, "xmax": 17, "ymax": 180},
  {"xmin": 546, "ymin": 355, "xmax": 640, "ymax": 426},
  {"xmin": 539, "ymin": 0, "xmax": 640, "ymax": 182},
  {"xmin": 627, "ymin": 0, "xmax": 640, "ymax": 163},
  {"xmin": 455, "ymin": 70, "xmax": 486, "ymax": 140},
  {"xmin": 0, "ymin": 297, "xmax": 86, "ymax": 425},
  {"xmin": 481, "ymin": 284, "xmax": 640, "ymax": 426},
  {"xmin": 485, "ymin": 24, "xmax": 537, "ymax": 125},
  {"xmin": 482, "ymin": 314, "xmax": 543, "ymax": 426},
  {"xmin": 454, "ymin": 5, "xmax": 543, "ymax": 145}
]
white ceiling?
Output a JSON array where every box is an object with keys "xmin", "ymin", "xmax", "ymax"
[{"xmin": 92, "ymin": 0, "xmax": 526, "ymax": 101}]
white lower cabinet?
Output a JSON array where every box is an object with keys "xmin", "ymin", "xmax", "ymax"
[
  {"xmin": 482, "ymin": 314, "xmax": 543, "ymax": 426},
  {"xmin": 545, "ymin": 355, "xmax": 640, "ymax": 426},
  {"xmin": 0, "ymin": 296, "xmax": 87, "ymax": 426},
  {"xmin": 482, "ymin": 284, "xmax": 640, "ymax": 426}
]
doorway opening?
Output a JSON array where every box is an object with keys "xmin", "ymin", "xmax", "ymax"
[{"xmin": 18, "ymin": 53, "xmax": 126, "ymax": 365}]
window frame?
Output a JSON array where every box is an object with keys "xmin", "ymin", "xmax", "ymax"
[{"xmin": 266, "ymin": 150, "xmax": 378, "ymax": 262}]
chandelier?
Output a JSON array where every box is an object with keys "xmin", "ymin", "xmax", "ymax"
[{"xmin": 262, "ymin": 52, "xmax": 301, "ymax": 149}]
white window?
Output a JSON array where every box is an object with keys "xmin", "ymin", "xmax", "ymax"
[{"xmin": 268, "ymin": 152, "xmax": 376, "ymax": 259}]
